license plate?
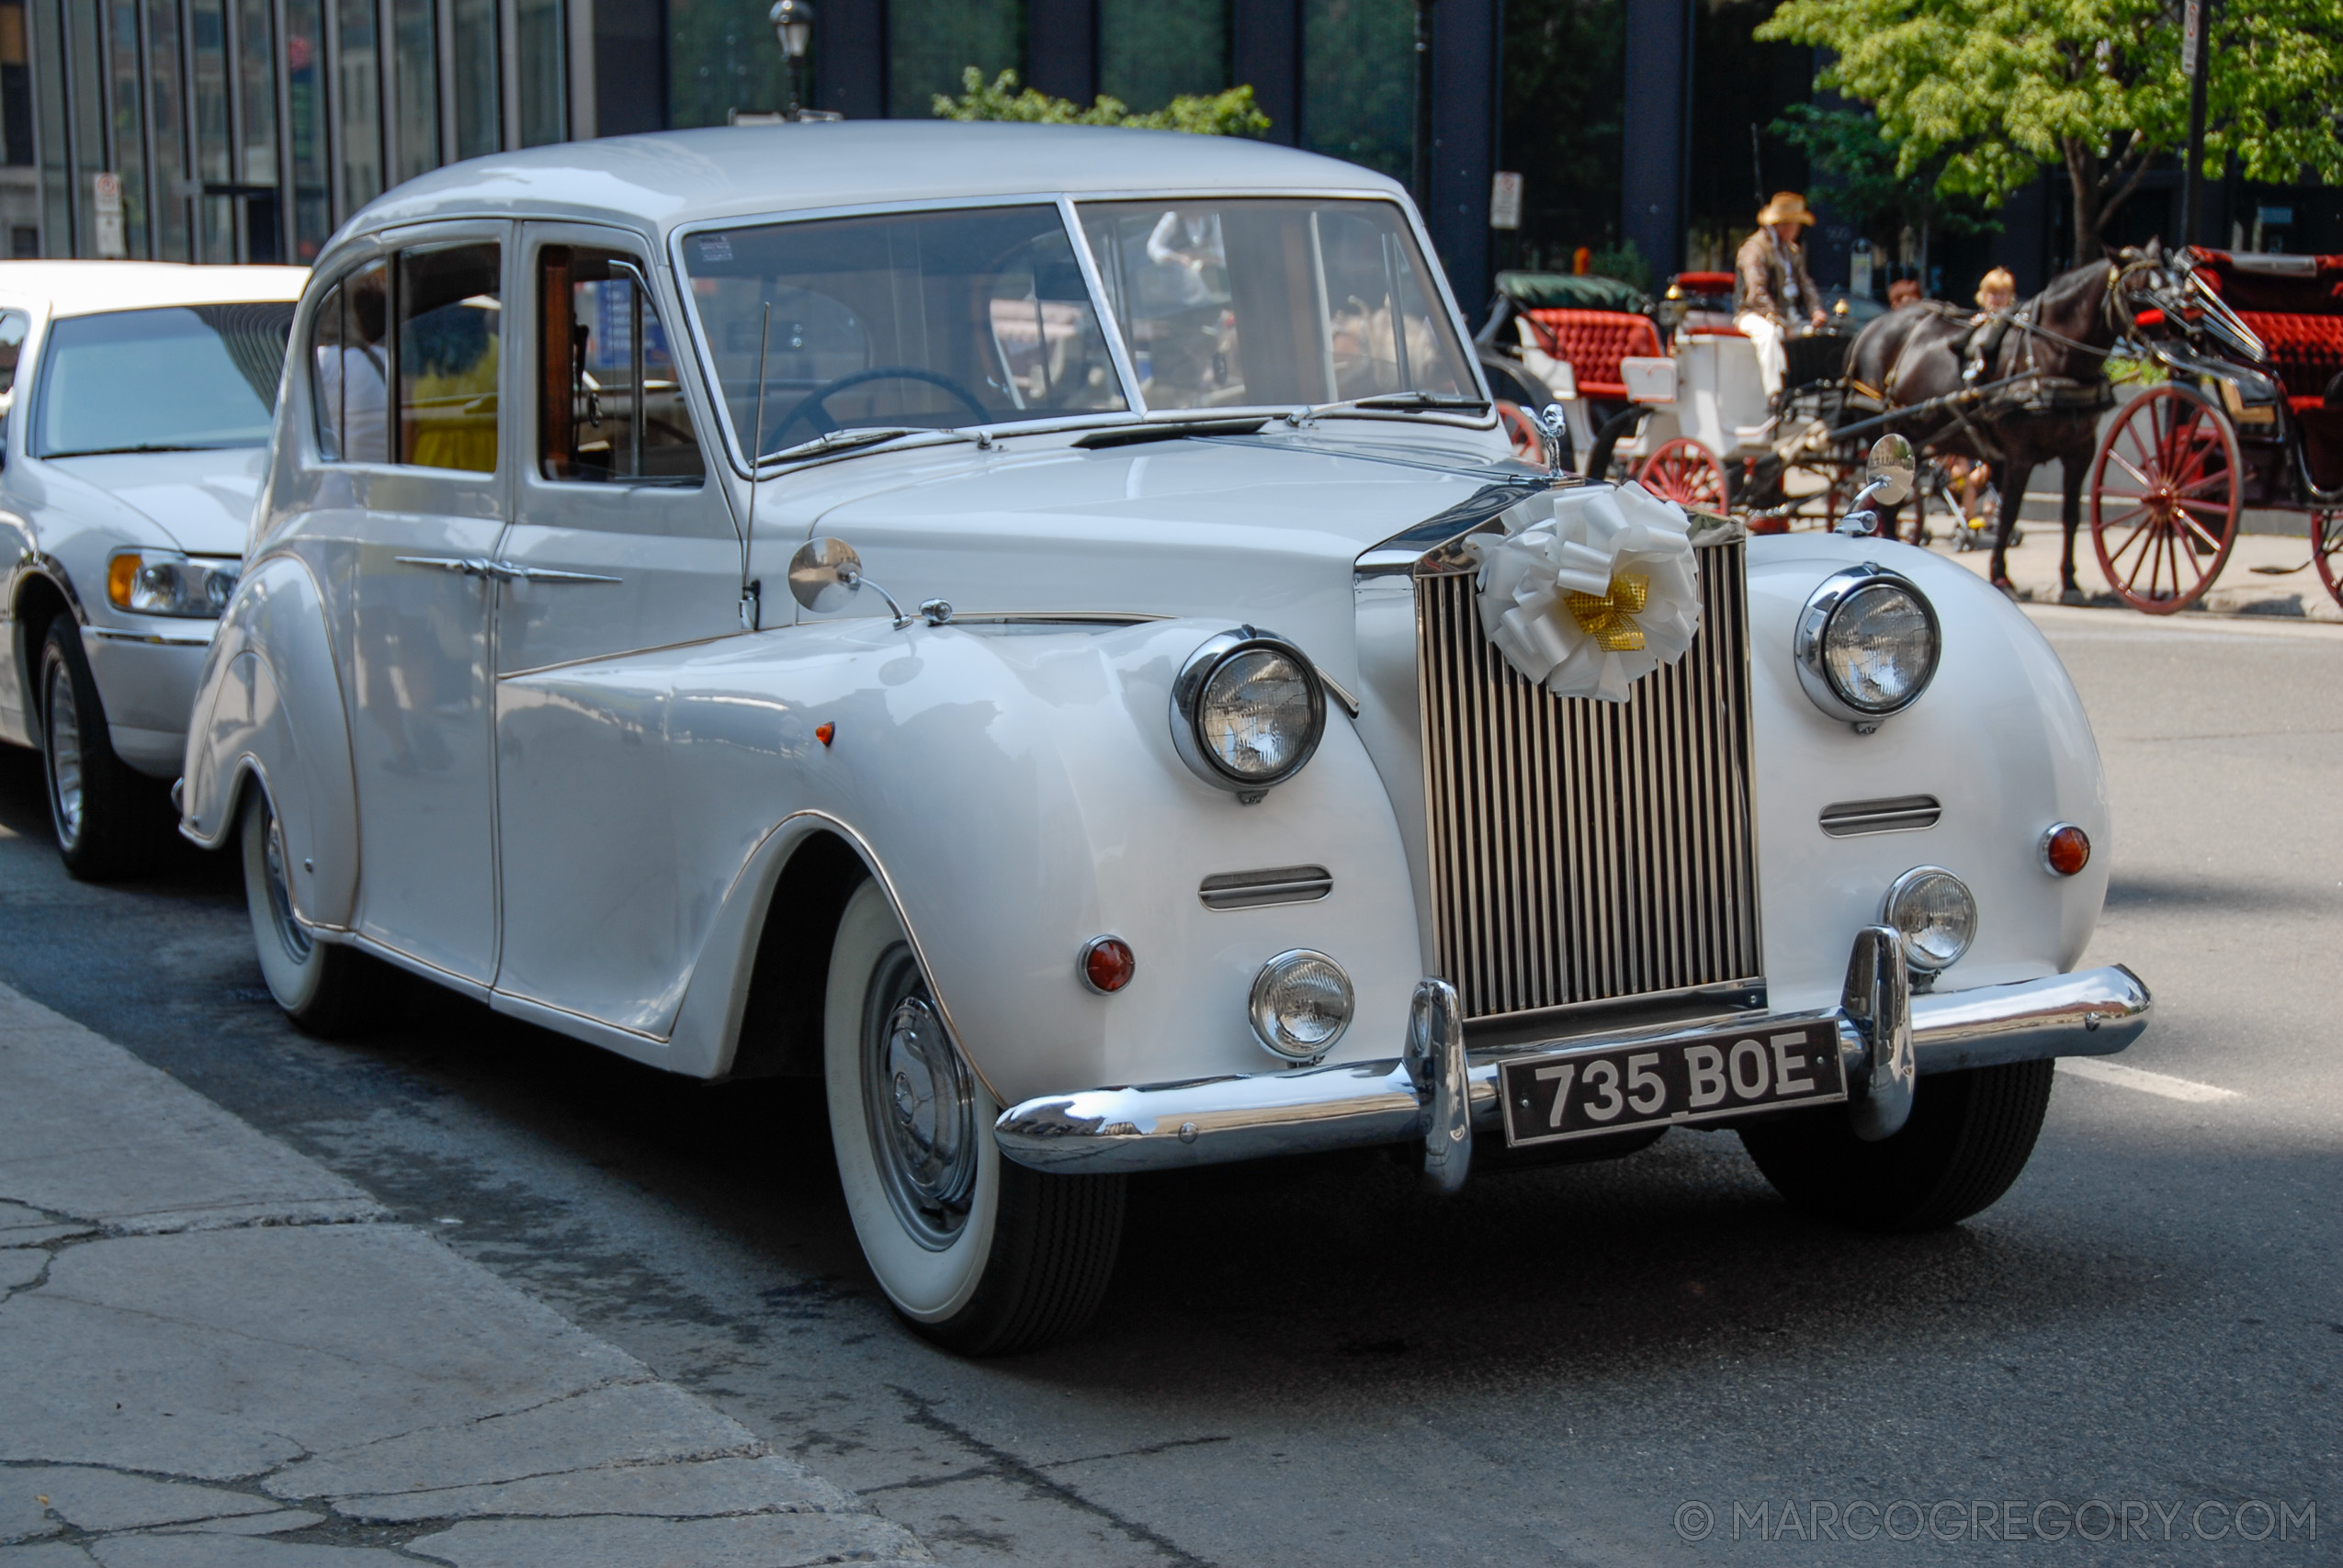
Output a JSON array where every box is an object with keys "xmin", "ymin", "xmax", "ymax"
[{"xmin": 1497, "ymin": 1019, "xmax": 1847, "ymax": 1147}]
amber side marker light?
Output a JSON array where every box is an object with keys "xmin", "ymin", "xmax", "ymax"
[
  {"xmin": 2043, "ymin": 823, "xmax": 2090, "ymax": 876},
  {"xmin": 814, "ymin": 722, "xmax": 835, "ymax": 747},
  {"xmin": 1080, "ymin": 936, "xmax": 1136, "ymax": 994}
]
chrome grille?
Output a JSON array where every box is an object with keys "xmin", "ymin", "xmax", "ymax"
[{"xmin": 1415, "ymin": 537, "xmax": 1760, "ymax": 1021}]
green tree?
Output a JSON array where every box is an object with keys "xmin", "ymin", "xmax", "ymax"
[
  {"xmin": 1757, "ymin": 0, "xmax": 2343, "ymax": 260},
  {"xmin": 932, "ymin": 69, "xmax": 1273, "ymax": 137},
  {"xmin": 1772, "ymin": 104, "xmax": 1998, "ymax": 280}
]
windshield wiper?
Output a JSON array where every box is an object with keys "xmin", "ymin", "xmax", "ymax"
[
  {"xmin": 41, "ymin": 442, "xmax": 220, "ymax": 458},
  {"xmin": 754, "ymin": 426, "xmax": 977, "ymax": 468},
  {"xmin": 1285, "ymin": 391, "xmax": 1493, "ymax": 424}
]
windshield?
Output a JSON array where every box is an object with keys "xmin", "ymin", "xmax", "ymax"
[
  {"xmin": 1078, "ymin": 197, "xmax": 1474, "ymax": 412},
  {"xmin": 35, "ymin": 304, "xmax": 294, "ymax": 458},
  {"xmin": 681, "ymin": 204, "xmax": 1128, "ymax": 458}
]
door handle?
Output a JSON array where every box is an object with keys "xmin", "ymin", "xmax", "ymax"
[
  {"xmin": 483, "ymin": 560, "xmax": 623, "ymax": 584},
  {"xmin": 394, "ymin": 554, "xmax": 493, "ymax": 576}
]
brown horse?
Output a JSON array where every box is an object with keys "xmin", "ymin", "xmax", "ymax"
[{"xmin": 1847, "ymin": 247, "xmax": 2160, "ymax": 595}]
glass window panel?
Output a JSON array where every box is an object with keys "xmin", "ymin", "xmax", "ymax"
[
  {"xmin": 0, "ymin": 310, "xmax": 30, "ymax": 389},
  {"xmin": 33, "ymin": 0, "xmax": 69, "ymax": 246},
  {"xmin": 1080, "ymin": 197, "xmax": 1471, "ymax": 409},
  {"xmin": 235, "ymin": 0, "xmax": 275, "ymax": 180},
  {"xmin": 390, "ymin": 0, "xmax": 435, "ymax": 183},
  {"xmin": 884, "ymin": 0, "xmax": 1021, "ymax": 122},
  {"xmin": 335, "ymin": 0, "xmax": 380, "ymax": 208},
  {"xmin": 106, "ymin": 0, "xmax": 146, "ymax": 254},
  {"xmin": 143, "ymin": 0, "xmax": 188, "ymax": 258},
  {"xmin": 515, "ymin": 0, "xmax": 560, "ymax": 145},
  {"xmin": 451, "ymin": 0, "xmax": 497, "ymax": 159},
  {"xmin": 397, "ymin": 242, "xmax": 500, "ymax": 471},
  {"xmin": 679, "ymin": 204, "xmax": 1126, "ymax": 456},
  {"xmin": 664, "ymin": 0, "xmax": 781, "ymax": 130},
  {"xmin": 67, "ymin": 0, "xmax": 104, "ymax": 254},
  {"xmin": 314, "ymin": 260, "xmax": 390, "ymax": 460},
  {"xmin": 1301, "ymin": 0, "xmax": 1410, "ymax": 184},
  {"xmin": 541, "ymin": 247, "xmax": 703, "ymax": 483},
  {"xmin": 188, "ymin": 0, "xmax": 232, "ymax": 257},
  {"xmin": 1, "ymin": 0, "xmax": 35, "ymax": 167},
  {"xmin": 33, "ymin": 303, "xmax": 295, "ymax": 456},
  {"xmin": 284, "ymin": 0, "xmax": 325, "ymax": 256},
  {"xmin": 1099, "ymin": 0, "xmax": 1226, "ymax": 115}
]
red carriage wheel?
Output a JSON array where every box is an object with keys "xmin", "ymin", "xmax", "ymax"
[
  {"xmin": 2314, "ymin": 511, "xmax": 2343, "ymax": 612},
  {"xmin": 1637, "ymin": 437, "xmax": 1728, "ymax": 510},
  {"xmin": 1494, "ymin": 400, "xmax": 1547, "ymax": 467},
  {"xmin": 2090, "ymin": 386, "xmax": 2240, "ymax": 615}
]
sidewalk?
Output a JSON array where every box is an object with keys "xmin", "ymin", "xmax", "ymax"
[{"xmin": 0, "ymin": 982, "xmax": 930, "ymax": 1568}]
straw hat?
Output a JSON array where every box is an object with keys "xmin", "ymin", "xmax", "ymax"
[{"xmin": 1757, "ymin": 192, "xmax": 1817, "ymax": 227}]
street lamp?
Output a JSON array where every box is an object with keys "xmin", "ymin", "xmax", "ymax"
[{"xmin": 770, "ymin": 0, "xmax": 812, "ymax": 117}]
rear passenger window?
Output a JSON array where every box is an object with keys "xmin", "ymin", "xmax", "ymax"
[
  {"xmin": 0, "ymin": 310, "xmax": 30, "ymax": 394},
  {"xmin": 538, "ymin": 246, "xmax": 705, "ymax": 484},
  {"xmin": 398, "ymin": 243, "xmax": 502, "ymax": 473},
  {"xmin": 313, "ymin": 262, "xmax": 390, "ymax": 462}
]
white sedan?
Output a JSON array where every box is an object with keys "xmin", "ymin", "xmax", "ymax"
[
  {"xmin": 180, "ymin": 123, "xmax": 2147, "ymax": 1355},
  {"xmin": 0, "ymin": 262, "xmax": 306, "ymax": 876}
]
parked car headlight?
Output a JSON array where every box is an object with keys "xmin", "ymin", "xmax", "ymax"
[
  {"xmin": 1170, "ymin": 627, "xmax": 1327, "ymax": 798},
  {"xmin": 1248, "ymin": 949, "xmax": 1353, "ymax": 1061},
  {"xmin": 1881, "ymin": 865, "xmax": 1976, "ymax": 972},
  {"xmin": 1794, "ymin": 567, "xmax": 1940, "ymax": 728},
  {"xmin": 108, "ymin": 550, "xmax": 240, "ymax": 618}
]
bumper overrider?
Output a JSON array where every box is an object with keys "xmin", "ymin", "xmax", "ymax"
[{"xmin": 994, "ymin": 928, "xmax": 2151, "ymax": 1191}]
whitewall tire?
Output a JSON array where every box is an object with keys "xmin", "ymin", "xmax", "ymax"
[
  {"xmin": 239, "ymin": 785, "xmax": 380, "ymax": 1037},
  {"xmin": 824, "ymin": 879, "xmax": 1124, "ymax": 1354}
]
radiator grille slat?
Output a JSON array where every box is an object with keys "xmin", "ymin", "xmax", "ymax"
[{"xmin": 1416, "ymin": 538, "xmax": 1761, "ymax": 1021}]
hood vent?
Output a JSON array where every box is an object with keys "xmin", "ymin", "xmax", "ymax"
[
  {"xmin": 1819, "ymin": 795, "xmax": 1942, "ymax": 837},
  {"xmin": 1199, "ymin": 865, "xmax": 1334, "ymax": 910}
]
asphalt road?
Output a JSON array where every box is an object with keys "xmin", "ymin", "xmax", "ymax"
[{"xmin": 1, "ymin": 604, "xmax": 2336, "ymax": 1566}]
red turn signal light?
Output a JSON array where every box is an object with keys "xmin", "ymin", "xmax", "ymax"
[
  {"xmin": 2043, "ymin": 823, "xmax": 2090, "ymax": 876},
  {"xmin": 1080, "ymin": 936, "xmax": 1136, "ymax": 994}
]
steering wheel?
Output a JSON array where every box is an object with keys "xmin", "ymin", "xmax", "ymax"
[{"xmin": 766, "ymin": 367, "xmax": 991, "ymax": 447}]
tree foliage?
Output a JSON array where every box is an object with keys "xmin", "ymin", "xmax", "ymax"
[
  {"xmin": 1757, "ymin": 0, "xmax": 2343, "ymax": 257},
  {"xmin": 932, "ymin": 68, "xmax": 1273, "ymax": 137}
]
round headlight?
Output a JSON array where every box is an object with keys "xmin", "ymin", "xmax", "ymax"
[
  {"xmin": 1171, "ymin": 628, "xmax": 1327, "ymax": 796},
  {"xmin": 1794, "ymin": 567, "xmax": 1941, "ymax": 727},
  {"xmin": 1248, "ymin": 949, "xmax": 1354, "ymax": 1062},
  {"xmin": 1881, "ymin": 865, "xmax": 1976, "ymax": 972}
]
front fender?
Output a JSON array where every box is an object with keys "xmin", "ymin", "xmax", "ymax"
[
  {"xmin": 661, "ymin": 616, "xmax": 1423, "ymax": 1104},
  {"xmin": 180, "ymin": 555, "xmax": 359, "ymax": 928}
]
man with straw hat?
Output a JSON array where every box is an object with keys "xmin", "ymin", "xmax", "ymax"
[{"xmin": 1735, "ymin": 191, "xmax": 1828, "ymax": 399}]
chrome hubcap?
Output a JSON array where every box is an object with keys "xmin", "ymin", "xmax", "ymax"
[
  {"xmin": 43, "ymin": 661, "xmax": 85, "ymax": 846},
  {"xmin": 262, "ymin": 807, "xmax": 312, "ymax": 964},
  {"xmin": 862, "ymin": 943, "xmax": 977, "ymax": 1250}
]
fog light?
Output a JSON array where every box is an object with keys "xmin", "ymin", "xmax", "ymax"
[
  {"xmin": 1248, "ymin": 949, "xmax": 1353, "ymax": 1062},
  {"xmin": 1079, "ymin": 936, "xmax": 1136, "ymax": 994},
  {"xmin": 2043, "ymin": 823, "xmax": 2090, "ymax": 876},
  {"xmin": 1880, "ymin": 866, "xmax": 1976, "ymax": 972}
]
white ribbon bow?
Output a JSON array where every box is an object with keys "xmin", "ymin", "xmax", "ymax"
[{"xmin": 1469, "ymin": 482, "xmax": 1703, "ymax": 704}]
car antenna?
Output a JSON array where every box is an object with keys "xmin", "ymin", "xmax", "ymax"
[{"xmin": 739, "ymin": 300, "xmax": 771, "ymax": 632}]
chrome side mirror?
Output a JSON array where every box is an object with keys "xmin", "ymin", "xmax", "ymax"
[
  {"xmin": 1864, "ymin": 434, "xmax": 1916, "ymax": 505},
  {"xmin": 787, "ymin": 536, "xmax": 926, "ymax": 628}
]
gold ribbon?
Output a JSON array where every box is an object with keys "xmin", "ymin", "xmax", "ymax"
[{"xmin": 1563, "ymin": 572, "xmax": 1650, "ymax": 652}]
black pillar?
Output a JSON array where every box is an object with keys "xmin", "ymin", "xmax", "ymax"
[
  {"xmin": 1427, "ymin": 0, "xmax": 1497, "ymax": 325},
  {"xmin": 1232, "ymin": 0, "xmax": 1301, "ymax": 146},
  {"xmin": 594, "ymin": 0, "xmax": 667, "ymax": 135},
  {"xmin": 1621, "ymin": 0, "xmax": 1688, "ymax": 276},
  {"xmin": 1028, "ymin": 0, "xmax": 1096, "ymax": 105},
  {"xmin": 816, "ymin": 0, "xmax": 886, "ymax": 120}
]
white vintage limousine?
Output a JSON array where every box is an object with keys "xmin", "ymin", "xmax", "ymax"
[{"xmin": 181, "ymin": 122, "xmax": 2148, "ymax": 1354}]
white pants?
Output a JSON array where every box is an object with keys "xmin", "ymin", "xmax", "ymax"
[{"xmin": 1737, "ymin": 312, "xmax": 1786, "ymax": 399}]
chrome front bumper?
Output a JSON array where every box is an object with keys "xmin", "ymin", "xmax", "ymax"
[{"xmin": 994, "ymin": 958, "xmax": 2151, "ymax": 1179}]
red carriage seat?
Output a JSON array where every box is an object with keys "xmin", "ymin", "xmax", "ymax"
[
  {"xmin": 2189, "ymin": 249, "xmax": 2343, "ymax": 488},
  {"xmin": 1519, "ymin": 309, "xmax": 1666, "ymax": 400},
  {"xmin": 1672, "ymin": 271, "xmax": 1736, "ymax": 295}
]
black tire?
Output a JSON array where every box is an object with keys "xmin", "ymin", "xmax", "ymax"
[
  {"xmin": 824, "ymin": 881, "xmax": 1124, "ymax": 1355},
  {"xmin": 38, "ymin": 617, "xmax": 165, "ymax": 880},
  {"xmin": 238, "ymin": 785, "xmax": 385, "ymax": 1039},
  {"xmin": 1738, "ymin": 1060, "xmax": 2055, "ymax": 1231}
]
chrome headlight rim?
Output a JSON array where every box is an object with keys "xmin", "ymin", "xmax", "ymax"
[
  {"xmin": 1880, "ymin": 863, "xmax": 1977, "ymax": 973},
  {"xmin": 107, "ymin": 547, "xmax": 242, "ymax": 619},
  {"xmin": 1169, "ymin": 626, "xmax": 1328, "ymax": 797},
  {"xmin": 1793, "ymin": 565, "xmax": 1941, "ymax": 727},
  {"xmin": 1247, "ymin": 947, "xmax": 1355, "ymax": 1063}
]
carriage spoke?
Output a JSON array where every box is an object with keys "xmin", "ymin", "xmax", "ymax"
[{"xmin": 2106, "ymin": 451, "xmax": 2156, "ymax": 491}]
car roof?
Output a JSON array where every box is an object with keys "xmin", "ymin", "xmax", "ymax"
[
  {"xmin": 0, "ymin": 261, "xmax": 310, "ymax": 317},
  {"xmin": 345, "ymin": 121, "xmax": 1408, "ymax": 245}
]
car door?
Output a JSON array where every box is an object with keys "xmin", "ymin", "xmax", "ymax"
[
  {"xmin": 0, "ymin": 305, "xmax": 38, "ymax": 747},
  {"xmin": 489, "ymin": 222, "xmax": 742, "ymax": 1033},
  {"xmin": 309, "ymin": 229, "xmax": 511, "ymax": 986}
]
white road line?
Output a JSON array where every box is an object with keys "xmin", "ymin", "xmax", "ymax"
[{"xmin": 2060, "ymin": 1057, "xmax": 2241, "ymax": 1103}]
